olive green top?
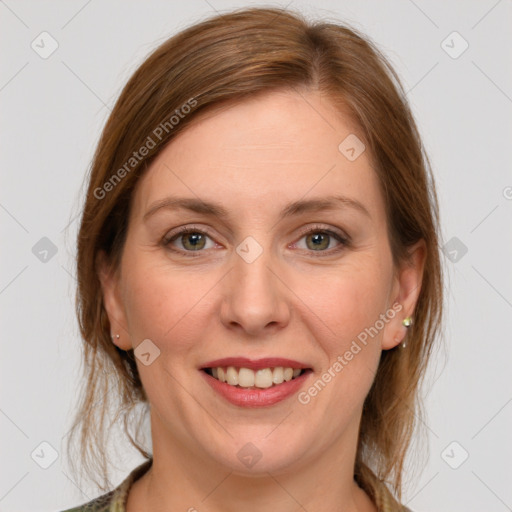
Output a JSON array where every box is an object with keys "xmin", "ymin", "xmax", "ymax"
[
  {"xmin": 60, "ymin": 460, "xmax": 153, "ymax": 512},
  {"xmin": 61, "ymin": 458, "xmax": 412, "ymax": 512}
]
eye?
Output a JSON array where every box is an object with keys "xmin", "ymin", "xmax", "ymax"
[
  {"xmin": 293, "ymin": 225, "xmax": 349, "ymax": 255},
  {"xmin": 162, "ymin": 226, "xmax": 217, "ymax": 254},
  {"xmin": 162, "ymin": 224, "xmax": 349, "ymax": 257}
]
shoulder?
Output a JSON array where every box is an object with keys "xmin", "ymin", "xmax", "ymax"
[
  {"xmin": 58, "ymin": 458, "xmax": 153, "ymax": 512},
  {"xmin": 59, "ymin": 489, "xmax": 115, "ymax": 512},
  {"xmin": 376, "ymin": 480, "xmax": 415, "ymax": 512}
]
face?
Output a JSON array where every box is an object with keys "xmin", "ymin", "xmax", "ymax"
[{"xmin": 100, "ymin": 89, "xmax": 424, "ymax": 476}]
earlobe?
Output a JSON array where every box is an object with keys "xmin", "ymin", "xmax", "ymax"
[
  {"xmin": 96, "ymin": 250, "xmax": 132, "ymax": 351},
  {"xmin": 381, "ymin": 240, "xmax": 426, "ymax": 350}
]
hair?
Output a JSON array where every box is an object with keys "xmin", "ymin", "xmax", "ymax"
[{"xmin": 67, "ymin": 6, "xmax": 443, "ymax": 508}]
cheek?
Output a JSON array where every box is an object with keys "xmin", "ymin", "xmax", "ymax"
[
  {"xmin": 119, "ymin": 256, "xmax": 207, "ymax": 409},
  {"xmin": 309, "ymin": 262, "xmax": 391, "ymax": 352},
  {"xmin": 302, "ymin": 270, "xmax": 386, "ymax": 413},
  {"xmin": 120, "ymin": 253, "xmax": 208, "ymax": 350}
]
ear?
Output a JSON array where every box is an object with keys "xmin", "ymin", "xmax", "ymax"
[
  {"xmin": 96, "ymin": 250, "xmax": 132, "ymax": 351},
  {"xmin": 381, "ymin": 239, "xmax": 426, "ymax": 350}
]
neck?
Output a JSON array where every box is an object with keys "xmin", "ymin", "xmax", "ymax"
[{"xmin": 127, "ymin": 412, "xmax": 376, "ymax": 512}]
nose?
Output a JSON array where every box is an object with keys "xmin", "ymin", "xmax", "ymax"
[{"xmin": 220, "ymin": 244, "xmax": 291, "ymax": 337}]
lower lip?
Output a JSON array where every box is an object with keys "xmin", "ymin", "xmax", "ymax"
[{"xmin": 201, "ymin": 370, "xmax": 311, "ymax": 407}]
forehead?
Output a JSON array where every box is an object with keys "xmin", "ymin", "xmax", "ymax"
[{"xmin": 131, "ymin": 89, "xmax": 385, "ymax": 223}]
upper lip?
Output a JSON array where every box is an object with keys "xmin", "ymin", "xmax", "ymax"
[{"xmin": 201, "ymin": 357, "xmax": 310, "ymax": 370}]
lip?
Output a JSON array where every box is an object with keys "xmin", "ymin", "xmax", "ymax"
[
  {"xmin": 200, "ymin": 357, "xmax": 310, "ymax": 371},
  {"xmin": 201, "ymin": 368, "xmax": 312, "ymax": 407}
]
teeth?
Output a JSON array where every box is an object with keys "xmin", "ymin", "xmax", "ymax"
[
  {"xmin": 272, "ymin": 366, "xmax": 284, "ymax": 384},
  {"xmin": 226, "ymin": 366, "xmax": 239, "ymax": 386},
  {"xmin": 255, "ymin": 368, "xmax": 273, "ymax": 388},
  {"xmin": 238, "ymin": 367, "xmax": 254, "ymax": 387},
  {"xmin": 209, "ymin": 366, "xmax": 304, "ymax": 388}
]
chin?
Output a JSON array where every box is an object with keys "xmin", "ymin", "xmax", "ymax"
[{"xmin": 203, "ymin": 429, "xmax": 313, "ymax": 476}]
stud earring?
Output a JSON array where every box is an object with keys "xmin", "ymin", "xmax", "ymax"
[
  {"xmin": 402, "ymin": 317, "xmax": 412, "ymax": 328},
  {"xmin": 111, "ymin": 333, "xmax": 120, "ymax": 340}
]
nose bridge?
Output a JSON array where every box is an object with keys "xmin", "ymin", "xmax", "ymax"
[{"xmin": 221, "ymin": 236, "xmax": 289, "ymax": 334}]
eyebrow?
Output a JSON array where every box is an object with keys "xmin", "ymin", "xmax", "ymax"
[{"xmin": 143, "ymin": 194, "xmax": 371, "ymax": 222}]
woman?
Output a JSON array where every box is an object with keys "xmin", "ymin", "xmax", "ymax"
[{"xmin": 63, "ymin": 6, "xmax": 443, "ymax": 512}]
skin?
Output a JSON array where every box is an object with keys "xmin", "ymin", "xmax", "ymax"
[{"xmin": 99, "ymin": 89, "xmax": 425, "ymax": 512}]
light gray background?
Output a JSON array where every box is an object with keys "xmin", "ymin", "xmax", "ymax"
[{"xmin": 1, "ymin": 1, "xmax": 511, "ymax": 511}]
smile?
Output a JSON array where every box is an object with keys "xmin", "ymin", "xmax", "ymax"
[
  {"xmin": 204, "ymin": 366, "xmax": 305, "ymax": 389},
  {"xmin": 200, "ymin": 357, "xmax": 313, "ymax": 407}
]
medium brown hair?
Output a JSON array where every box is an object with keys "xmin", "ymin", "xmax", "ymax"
[{"xmin": 67, "ymin": 6, "xmax": 443, "ymax": 507}]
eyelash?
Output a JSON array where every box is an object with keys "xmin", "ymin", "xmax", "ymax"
[{"xmin": 161, "ymin": 224, "xmax": 350, "ymax": 258}]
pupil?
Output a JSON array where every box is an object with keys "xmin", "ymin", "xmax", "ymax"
[
  {"xmin": 309, "ymin": 233, "xmax": 329, "ymax": 250},
  {"xmin": 189, "ymin": 234, "xmax": 201, "ymax": 245},
  {"xmin": 185, "ymin": 233, "xmax": 204, "ymax": 249},
  {"xmin": 309, "ymin": 233, "xmax": 328, "ymax": 250}
]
